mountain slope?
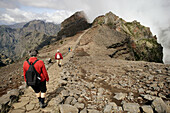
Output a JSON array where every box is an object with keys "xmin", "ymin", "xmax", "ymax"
[
  {"xmin": 0, "ymin": 20, "xmax": 60, "ymax": 62},
  {"xmin": 4, "ymin": 26, "xmax": 170, "ymax": 113},
  {"xmin": 93, "ymin": 12, "xmax": 163, "ymax": 62}
]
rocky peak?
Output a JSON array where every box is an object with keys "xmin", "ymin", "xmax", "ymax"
[
  {"xmin": 23, "ymin": 20, "xmax": 45, "ymax": 28},
  {"xmin": 57, "ymin": 11, "xmax": 91, "ymax": 38},
  {"xmin": 22, "ymin": 20, "xmax": 60, "ymax": 36},
  {"xmin": 92, "ymin": 11, "xmax": 163, "ymax": 63},
  {"xmin": 61, "ymin": 11, "xmax": 88, "ymax": 29},
  {"xmin": 104, "ymin": 11, "xmax": 120, "ymax": 24}
]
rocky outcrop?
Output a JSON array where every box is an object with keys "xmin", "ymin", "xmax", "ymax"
[
  {"xmin": 93, "ymin": 12, "xmax": 163, "ymax": 63},
  {"xmin": 57, "ymin": 11, "xmax": 91, "ymax": 39},
  {"xmin": 0, "ymin": 53, "xmax": 13, "ymax": 66},
  {"xmin": 0, "ymin": 89, "xmax": 20, "ymax": 113}
]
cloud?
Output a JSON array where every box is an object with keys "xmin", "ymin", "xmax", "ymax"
[
  {"xmin": 0, "ymin": 0, "xmax": 19, "ymax": 9},
  {"xmin": 158, "ymin": 27, "xmax": 170, "ymax": 64},
  {"xmin": 0, "ymin": 8, "xmax": 73, "ymax": 24}
]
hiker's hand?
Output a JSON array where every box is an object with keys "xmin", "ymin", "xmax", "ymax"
[{"xmin": 47, "ymin": 81, "xmax": 49, "ymax": 84}]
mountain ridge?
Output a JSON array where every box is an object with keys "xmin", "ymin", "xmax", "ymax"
[
  {"xmin": 92, "ymin": 11, "xmax": 163, "ymax": 62},
  {"xmin": 0, "ymin": 20, "xmax": 61, "ymax": 64}
]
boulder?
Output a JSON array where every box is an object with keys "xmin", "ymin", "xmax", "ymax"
[
  {"xmin": 151, "ymin": 97, "xmax": 168, "ymax": 113},
  {"xmin": 45, "ymin": 58, "xmax": 52, "ymax": 64},
  {"xmin": 114, "ymin": 92, "xmax": 127, "ymax": 100},
  {"xmin": 123, "ymin": 103, "xmax": 140, "ymax": 113},
  {"xmin": 59, "ymin": 104, "xmax": 78, "ymax": 113},
  {"xmin": 80, "ymin": 108, "xmax": 87, "ymax": 113},
  {"xmin": 141, "ymin": 105, "xmax": 153, "ymax": 113},
  {"xmin": 71, "ymin": 98, "xmax": 77, "ymax": 105},
  {"xmin": 61, "ymin": 90, "xmax": 69, "ymax": 97},
  {"xmin": 109, "ymin": 102, "xmax": 117, "ymax": 110},
  {"xmin": 138, "ymin": 88, "xmax": 145, "ymax": 94},
  {"xmin": 140, "ymin": 94, "xmax": 156, "ymax": 101},
  {"xmin": 74, "ymin": 102, "xmax": 85, "ymax": 109},
  {"xmin": 64, "ymin": 96, "xmax": 74, "ymax": 104},
  {"xmin": 0, "ymin": 89, "xmax": 20, "ymax": 112},
  {"xmin": 104, "ymin": 105, "xmax": 112, "ymax": 113}
]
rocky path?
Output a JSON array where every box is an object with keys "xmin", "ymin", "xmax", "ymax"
[
  {"xmin": 8, "ymin": 29, "xmax": 90, "ymax": 113},
  {"xmin": 4, "ymin": 27, "xmax": 170, "ymax": 113}
]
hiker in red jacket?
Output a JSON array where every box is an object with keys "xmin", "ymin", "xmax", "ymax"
[
  {"xmin": 23, "ymin": 49, "xmax": 49, "ymax": 108},
  {"xmin": 55, "ymin": 50, "xmax": 63, "ymax": 67}
]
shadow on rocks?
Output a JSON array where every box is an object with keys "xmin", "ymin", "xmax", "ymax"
[{"xmin": 46, "ymin": 86, "xmax": 65, "ymax": 105}]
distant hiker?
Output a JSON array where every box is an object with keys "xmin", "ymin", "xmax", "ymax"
[
  {"xmin": 23, "ymin": 49, "xmax": 49, "ymax": 108},
  {"xmin": 68, "ymin": 47, "xmax": 71, "ymax": 52},
  {"xmin": 55, "ymin": 50, "xmax": 63, "ymax": 67}
]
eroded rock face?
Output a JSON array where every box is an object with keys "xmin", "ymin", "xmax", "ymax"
[
  {"xmin": 57, "ymin": 11, "xmax": 91, "ymax": 39},
  {"xmin": 92, "ymin": 11, "xmax": 163, "ymax": 63}
]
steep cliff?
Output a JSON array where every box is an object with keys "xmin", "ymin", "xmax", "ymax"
[{"xmin": 57, "ymin": 11, "xmax": 91, "ymax": 39}]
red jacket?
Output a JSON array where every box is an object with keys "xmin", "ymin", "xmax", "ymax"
[
  {"xmin": 55, "ymin": 52, "xmax": 63, "ymax": 60},
  {"xmin": 23, "ymin": 57, "xmax": 49, "ymax": 82}
]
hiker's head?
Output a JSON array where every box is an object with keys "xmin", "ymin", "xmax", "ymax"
[
  {"xmin": 57, "ymin": 50, "xmax": 60, "ymax": 52},
  {"xmin": 29, "ymin": 49, "xmax": 38, "ymax": 57}
]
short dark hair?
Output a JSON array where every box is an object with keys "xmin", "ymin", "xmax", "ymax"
[{"xmin": 29, "ymin": 49, "xmax": 38, "ymax": 57}]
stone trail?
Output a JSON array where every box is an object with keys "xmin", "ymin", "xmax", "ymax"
[
  {"xmin": 7, "ymin": 29, "xmax": 90, "ymax": 113},
  {"xmin": 2, "ymin": 27, "xmax": 170, "ymax": 113}
]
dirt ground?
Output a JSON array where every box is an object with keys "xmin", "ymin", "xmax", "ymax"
[
  {"xmin": 0, "ymin": 32, "xmax": 81, "ymax": 97},
  {"xmin": 0, "ymin": 27, "xmax": 169, "ymax": 103}
]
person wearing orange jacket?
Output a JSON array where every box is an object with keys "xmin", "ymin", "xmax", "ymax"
[
  {"xmin": 55, "ymin": 50, "xmax": 63, "ymax": 67},
  {"xmin": 23, "ymin": 49, "xmax": 49, "ymax": 108}
]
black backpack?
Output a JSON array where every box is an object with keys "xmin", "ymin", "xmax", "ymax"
[{"xmin": 25, "ymin": 59, "xmax": 41, "ymax": 86}]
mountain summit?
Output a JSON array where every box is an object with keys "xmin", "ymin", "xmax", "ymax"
[
  {"xmin": 92, "ymin": 12, "xmax": 163, "ymax": 62},
  {"xmin": 57, "ymin": 11, "xmax": 91, "ymax": 39}
]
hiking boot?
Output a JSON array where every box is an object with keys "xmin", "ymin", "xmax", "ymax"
[
  {"xmin": 58, "ymin": 64, "xmax": 61, "ymax": 67},
  {"xmin": 39, "ymin": 102, "xmax": 46, "ymax": 108}
]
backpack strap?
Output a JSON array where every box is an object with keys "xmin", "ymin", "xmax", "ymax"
[
  {"xmin": 32, "ymin": 59, "xmax": 39, "ymax": 65},
  {"xmin": 27, "ymin": 59, "xmax": 39, "ymax": 65},
  {"xmin": 27, "ymin": 60, "xmax": 31, "ymax": 65}
]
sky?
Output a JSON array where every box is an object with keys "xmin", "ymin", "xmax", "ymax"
[{"xmin": 0, "ymin": 0, "xmax": 170, "ymax": 64}]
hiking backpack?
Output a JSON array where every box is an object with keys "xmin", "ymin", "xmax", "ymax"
[{"xmin": 25, "ymin": 59, "xmax": 41, "ymax": 86}]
